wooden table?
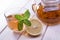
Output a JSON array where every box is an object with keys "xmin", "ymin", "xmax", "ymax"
[{"xmin": 0, "ymin": 0, "xmax": 60, "ymax": 40}]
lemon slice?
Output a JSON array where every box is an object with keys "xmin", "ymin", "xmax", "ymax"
[{"xmin": 26, "ymin": 19, "xmax": 43, "ymax": 36}]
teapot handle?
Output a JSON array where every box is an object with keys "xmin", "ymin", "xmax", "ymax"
[
  {"xmin": 32, "ymin": 3, "xmax": 42, "ymax": 13},
  {"xmin": 32, "ymin": 3, "xmax": 37, "ymax": 13}
]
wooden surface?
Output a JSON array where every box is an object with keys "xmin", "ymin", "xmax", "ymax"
[{"xmin": 0, "ymin": 0, "xmax": 60, "ymax": 40}]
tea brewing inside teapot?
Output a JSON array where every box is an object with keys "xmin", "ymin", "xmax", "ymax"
[{"xmin": 37, "ymin": 2, "xmax": 60, "ymax": 25}]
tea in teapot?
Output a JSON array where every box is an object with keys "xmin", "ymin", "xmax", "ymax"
[
  {"xmin": 37, "ymin": 4, "xmax": 60, "ymax": 25},
  {"xmin": 32, "ymin": 0, "xmax": 60, "ymax": 25}
]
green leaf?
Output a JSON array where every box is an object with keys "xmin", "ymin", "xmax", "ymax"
[
  {"xmin": 24, "ymin": 19, "xmax": 31, "ymax": 26},
  {"xmin": 14, "ymin": 10, "xmax": 31, "ymax": 31},
  {"xmin": 18, "ymin": 20, "xmax": 24, "ymax": 31},
  {"xmin": 15, "ymin": 14, "xmax": 23, "ymax": 20},
  {"xmin": 24, "ymin": 10, "xmax": 30, "ymax": 19}
]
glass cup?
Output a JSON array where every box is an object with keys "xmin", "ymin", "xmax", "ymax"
[
  {"xmin": 4, "ymin": 7, "xmax": 29, "ymax": 33},
  {"xmin": 32, "ymin": 0, "xmax": 60, "ymax": 25}
]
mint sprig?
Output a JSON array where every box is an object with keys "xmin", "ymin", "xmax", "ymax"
[{"xmin": 15, "ymin": 10, "xmax": 31, "ymax": 31}]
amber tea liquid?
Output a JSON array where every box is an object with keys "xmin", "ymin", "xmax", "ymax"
[
  {"xmin": 37, "ymin": 5, "xmax": 60, "ymax": 25},
  {"xmin": 7, "ymin": 15, "xmax": 18, "ymax": 31}
]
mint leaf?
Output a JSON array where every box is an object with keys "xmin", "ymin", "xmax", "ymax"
[
  {"xmin": 24, "ymin": 19, "xmax": 31, "ymax": 26},
  {"xmin": 18, "ymin": 20, "xmax": 24, "ymax": 31},
  {"xmin": 14, "ymin": 10, "xmax": 31, "ymax": 31},
  {"xmin": 24, "ymin": 10, "xmax": 30, "ymax": 19},
  {"xmin": 15, "ymin": 14, "xmax": 23, "ymax": 21}
]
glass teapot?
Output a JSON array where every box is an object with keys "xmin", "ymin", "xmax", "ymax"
[{"xmin": 32, "ymin": 0, "xmax": 60, "ymax": 25}]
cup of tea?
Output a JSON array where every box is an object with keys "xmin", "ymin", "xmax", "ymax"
[{"xmin": 4, "ymin": 7, "xmax": 31, "ymax": 33}]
